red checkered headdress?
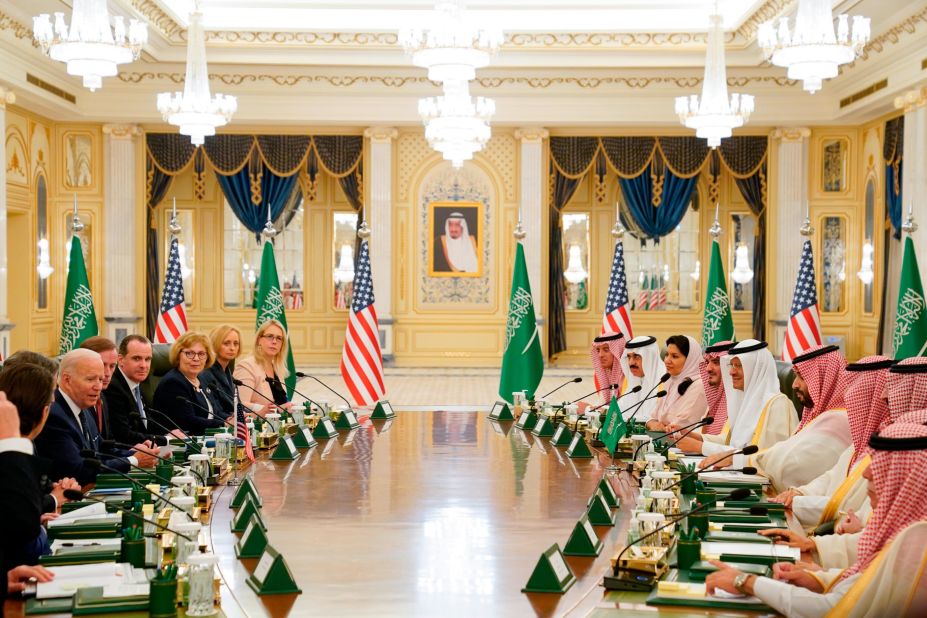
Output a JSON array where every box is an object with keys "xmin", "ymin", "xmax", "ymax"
[
  {"xmin": 791, "ymin": 344, "xmax": 847, "ymax": 432},
  {"xmin": 887, "ymin": 357, "xmax": 927, "ymax": 422},
  {"xmin": 699, "ymin": 340, "xmax": 735, "ymax": 435},
  {"xmin": 591, "ymin": 332, "xmax": 626, "ymax": 404},
  {"xmin": 843, "ymin": 356, "xmax": 893, "ymax": 467},
  {"xmin": 840, "ymin": 422, "xmax": 927, "ymax": 581}
]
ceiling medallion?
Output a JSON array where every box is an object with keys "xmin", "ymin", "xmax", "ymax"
[
  {"xmin": 675, "ymin": 11, "xmax": 753, "ymax": 147},
  {"xmin": 758, "ymin": 0, "xmax": 870, "ymax": 94},
  {"xmin": 157, "ymin": 7, "xmax": 236, "ymax": 145},
  {"xmin": 32, "ymin": 0, "xmax": 147, "ymax": 92}
]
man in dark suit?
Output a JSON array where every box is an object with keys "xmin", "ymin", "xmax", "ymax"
[
  {"xmin": 79, "ymin": 336, "xmax": 118, "ymax": 439},
  {"xmin": 104, "ymin": 334, "xmax": 165, "ymax": 445},
  {"xmin": 34, "ymin": 349, "xmax": 157, "ymax": 486},
  {"xmin": 0, "ymin": 387, "xmax": 54, "ymax": 605}
]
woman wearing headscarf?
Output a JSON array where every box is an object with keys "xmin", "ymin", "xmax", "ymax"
[
  {"xmin": 698, "ymin": 341, "xmax": 736, "ymax": 435},
  {"xmin": 618, "ymin": 336, "xmax": 664, "ymax": 422},
  {"xmin": 705, "ymin": 422, "xmax": 927, "ymax": 618},
  {"xmin": 676, "ymin": 340, "xmax": 796, "ymax": 469},
  {"xmin": 645, "ymin": 335, "xmax": 707, "ymax": 432}
]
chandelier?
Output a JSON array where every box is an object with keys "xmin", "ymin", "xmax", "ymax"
[
  {"xmin": 419, "ymin": 81, "xmax": 495, "ymax": 168},
  {"xmin": 676, "ymin": 12, "xmax": 754, "ymax": 147},
  {"xmin": 758, "ymin": 0, "xmax": 870, "ymax": 94},
  {"xmin": 32, "ymin": 0, "xmax": 147, "ymax": 92},
  {"xmin": 157, "ymin": 8, "xmax": 236, "ymax": 146},
  {"xmin": 731, "ymin": 244, "xmax": 754, "ymax": 284},
  {"xmin": 399, "ymin": 0, "xmax": 502, "ymax": 84}
]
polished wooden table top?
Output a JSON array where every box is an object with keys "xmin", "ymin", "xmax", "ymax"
[{"xmin": 215, "ymin": 411, "xmax": 634, "ymax": 617}]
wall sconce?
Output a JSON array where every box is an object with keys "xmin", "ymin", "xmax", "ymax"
[
  {"xmin": 333, "ymin": 244, "xmax": 356, "ymax": 284},
  {"xmin": 690, "ymin": 260, "xmax": 701, "ymax": 281},
  {"xmin": 563, "ymin": 245, "xmax": 588, "ymax": 284},
  {"xmin": 857, "ymin": 242, "xmax": 874, "ymax": 285},
  {"xmin": 731, "ymin": 244, "xmax": 754, "ymax": 284},
  {"xmin": 37, "ymin": 238, "xmax": 54, "ymax": 279}
]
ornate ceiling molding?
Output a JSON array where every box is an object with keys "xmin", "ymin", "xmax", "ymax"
[
  {"xmin": 0, "ymin": 7, "xmax": 36, "ymax": 44},
  {"xmin": 853, "ymin": 5, "xmax": 927, "ymax": 63},
  {"xmin": 117, "ymin": 70, "xmax": 797, "ymax": 90},
  {"xmin": 734, "ymin": 0, "xmax": 794, "ymax": 41}
]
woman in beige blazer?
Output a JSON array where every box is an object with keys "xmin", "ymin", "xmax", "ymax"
[{"xmin": 233, "ymin": 319, "xmax": 292, "ymax": 416}]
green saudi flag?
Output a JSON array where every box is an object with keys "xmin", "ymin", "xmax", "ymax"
[
  {"xmin": 499, "ymin": 242, "xmax": 543, "ymax": 403},
  {"xmin": 892, "ymin": 236, "xmax": 927, "ymax": 359},
  {"xmin": 701, "ymin": 240, "xmax": 735, "ymax": 346},
  {"xmin": 600, "ymin": 396, "xmax": 627, "ymax": 456},
  {"xmin": 59, "ymin": 236, "xmax": 98, "ymax": 354},
  {"xmin": 256, "ymin": 241, "xmax": 297, "ymax": 396}
]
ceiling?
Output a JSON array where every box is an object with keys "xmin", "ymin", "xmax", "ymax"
[{"xmin": 0, "ymin": 0, "xmax": 924, "ymax": 127}]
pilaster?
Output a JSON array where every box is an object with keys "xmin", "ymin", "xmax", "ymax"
[{"xmin": 364, "ymin": 126, "xmax": 397, "ymax": 362}]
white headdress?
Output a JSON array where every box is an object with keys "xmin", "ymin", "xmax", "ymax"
[{"xmin": 619, "ymin": 335, "xmax": 663, "ymax": 421}]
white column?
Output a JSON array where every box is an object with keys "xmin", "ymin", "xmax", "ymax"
[
  {"xmin": 364, "ymin": 127, "xmax": 397, "ymax": 362},
  {"xmin": 0, "ymin": 87, "xmax": 14, "ymax": 358},
  {"xmin": 102, "ymin": 124, "xmax": 142, "ymax": 343},
  {"xmin": 885, "ymin": 87, "xmax": 927, "ymax": 351},
  {"xmin": 515, "ymin": 128, "xmax": 548, "ymax": 330},
  {"xmin": 770, "ymin": 127, "xmax": 811, "ymax": 355}
]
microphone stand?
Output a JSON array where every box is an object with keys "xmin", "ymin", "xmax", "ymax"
[
  {"xmin": 100, "ymin": 440, "xmax": 207, "ymax": 487},
  {"xmin": 296, "ymin": 373, "xmax": 354, "ymax": 413},
  {"xmin": 135, "ymin": 410, "xmax": 203, "ymax": 454},
  {"xmin": 64, "ymin": 490, "xmax": 197, "ymax": 544},
  {"xmin": 232, "ymin": 379, "xmax": 283, "ymax": 418},
  {"xmin": 539, "ymin": 377, "xmax": 582, "ymax": 400},
  {"xmin": 266, "ymin": 376, "xmax": 324, "ymax": 415},
  {"xmin": 85, "ymin": 458, "xmax": 201, "ymax": 517}
]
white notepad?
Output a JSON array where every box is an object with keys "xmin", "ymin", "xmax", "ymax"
[{"xmin": 700, "ymin": 541, "xmax": 800, "ymax": 561}]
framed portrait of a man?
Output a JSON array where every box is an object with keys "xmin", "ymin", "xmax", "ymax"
[{"xmin": 428, "ymin": 201, "xmax": 483, "ymax": 277}]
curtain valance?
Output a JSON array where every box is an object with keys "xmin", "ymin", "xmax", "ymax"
[
  {"xmin": 549, "ymin": 135, "xmax": 769, "ymax": 182},
  {"xmin": 146, "ymin": 133, "xmax": 363, "ymax": 179}
]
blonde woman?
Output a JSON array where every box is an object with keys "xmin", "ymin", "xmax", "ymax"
[
  {"xmin": 152, "ymin": 331, "xmax": 226, "ymax": 434},
  {"xmin": 199, "ymin": 324, "xmax": 242, "ymax": 420},
  {"xmin": 234, "ymin": 319, "xmax": 291, "ymax": 415}
]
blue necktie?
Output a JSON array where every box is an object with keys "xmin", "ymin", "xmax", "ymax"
[{"xmin": 134, "ymin": 386, "xmax": 148, "ymax": 429}]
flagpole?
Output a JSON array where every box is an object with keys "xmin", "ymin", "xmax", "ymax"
[{"xmin": 900, "ymin": 205, "xmax": 927, "ymax": 357}]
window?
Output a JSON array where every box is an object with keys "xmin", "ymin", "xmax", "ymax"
[
  {"xmin": 333, "ymin": 212, "xmax": 358, "ymax": 310},
  {"xmin": 36, "ymin": 174, "xmax": 49, "ymax": 309},
  {"xmin": 163, "ymin": 209, "xmax": 194, "ymax": 306},
  {"xmin": 731, "ymin": 213, "xmax": 756, "ymax": 311},
  {"xmin": 622, "ymin": 203, "xmax": 700, "ymax": 311},
  {"xmin": 223, "ymin": 198, "xmax": 304, "ymax": 309},
  {"xmin": 561, "ymin": 213, "xmax": 590, "ymax": 311},
  {"xmin": 821, "ymin": 216, "xmax": 847, "ymax": 312},
  {"xmin": 862, "ymin": 178, "xmax": 875, "ymax": 313}
]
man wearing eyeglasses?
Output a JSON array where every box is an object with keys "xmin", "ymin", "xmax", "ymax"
[{"xmin": 104, "ymin": 334, "xmax": 168, "ymax": 446}]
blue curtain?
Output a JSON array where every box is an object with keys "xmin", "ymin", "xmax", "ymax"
[
  {"xmin": 215, "ymin": 161, "xmax": 299, "ymax": 240},
  {"xmin": 618, "ymin": 163, "xmax": 698, "ymax": 241},
  {"xmin": 885, "ymin": 162, "xmax": 903, "ymax": 240}
]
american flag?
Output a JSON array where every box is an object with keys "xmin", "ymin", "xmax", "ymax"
[
  {"xmin": 235, "ymin": 396, "xmax": 254, "ymax": 461},
  {"xmin": 783, "ymin": 240, "xmax": 823, "ymax": 361},
  {"xmin": 602, "ymin": 239, "xmax": 634, "ymax": 338},
  {"xmin": 637, "ymin": 273, "xmax": 650, "ymax": 310},
  {"xmin": 153, "ymin": 237, "xmax": 188, "ymax": 344},
  {"xmin": 340, "ymin": 240, "xmax": 386, "ymax": 406}
]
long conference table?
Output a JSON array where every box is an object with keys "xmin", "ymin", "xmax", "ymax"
[{"xmin": 5, "ymin": 411, "xmax": 778, "ymax": 617}]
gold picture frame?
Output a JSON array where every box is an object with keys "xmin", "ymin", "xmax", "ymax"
[{"xmin": 427, "ymin": 201, "xmax": 483, "ymax": 278}]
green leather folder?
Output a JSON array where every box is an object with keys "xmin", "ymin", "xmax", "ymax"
[
  {"xmin": 39, "ymin": 549, "xmax": 120, "ymax": 566},
  {"xmin": 72, "ymin": 586, "xmax": 149, "ymax": 615},
  {"xmin": 704, "ymin": 530, "xmax": 772, "ymax": 544},
  {"xmin": 686, "ymin": 560, "xmax": 769, "ymax": 581},
  {"xmin": 46, "ymin": 523, "xmax": 121, "ymax": 541},
  {"xmin": 708, "ymin": 513, "xmax": 772, "ymax": 524},
  {"xmin": 646, "ymin": 569, "xmax": 775, "ymax": 612},
  {"xmin": 24, "ymin": 597, "xmax": 74, "ymax": 615}
]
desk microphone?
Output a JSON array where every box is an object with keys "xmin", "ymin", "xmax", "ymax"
[
  {"xmin": 623, "ymin": 390, "xmax": 668, "ymax": 427},
  {"xmin": 660, "ymin": 466, "xmax": 758, "ymax": 494},
  {"xmin": 62, "ymin": 489, "xmax": 198, "ymax": 544},
  {"xmin": 624, "ymin": 372, "xmax": 670, "ymax": 421},
  {"xmin": 98, "ymin": 440, "xmax": 207, "ymax": 487},
  {"xmin": 586, "ymin": 385, "xmax": 643, "ymax": 413},
  {"xmin": 706, "ymin": 444, "xmax": 760, "ymax": 467},
  {"xmin": 569, "ymin": 383, "xmax": 622, "ymax": 405},
  {"xmin": 132, "ymin": 411, "xmax": 203, "ymax": 454},
  {"xmin": 264, "ymin": 376, "xmax": 324, "ymax": 412},
  {"xmin": 81, "ymin": 457, "xmax": 197, "ymax": 517},
  {"xmin": 232, "ymin": 378, "xmax": 283, "ymax": 414},
  {"xmin": 295, "ymin": 373, "xmax": 354, "ymax": 413},
  {"xmin": 629, "ymin": 417, "xmax": 714, "ymax": 462},
  {"xmin": 540, "ymin": 377, "xmax": 582, "ymax": 400},
  {"xmin": 660, "ymin": 419, "xmax": 716, "ymax": 453},
  {"xmin": 605, "ymin": 487, "xmax": 752, "ymax": 591}
]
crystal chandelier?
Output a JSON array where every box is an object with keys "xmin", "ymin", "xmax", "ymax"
[
  {"xmin": 399, "ymin": 0, "xmax": 502, "ymax": 84},
  {"xmin": 676, "ymin": 12, "xmax": 754, "ymax": 147},
  {"xmin": 32, "ymin": 0, "xmax": 147, "ymax": 92},
  {"xmin": 419, "ymin": 81, "xmax": 495, "ymax": 168},
  {"xmin": 758, "ymin": 0, "xmax": 870, "ymax": 94},
  {"xmin": 563, "ymin": 246, "xmax": 588, "ymax": 284},
  {"xmin": 857, "ymin": 241, "xmax": 874, "ymax": 285},
  {"xmin": 157, "ymin": 8, "xmax": 236, "ymax": 146}
]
